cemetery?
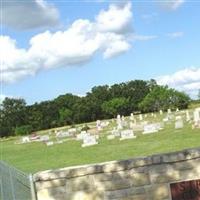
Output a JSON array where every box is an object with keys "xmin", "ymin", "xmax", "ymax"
[{"xmin": 1, "ymin": 107, "xmax": 200, "ymax": 175}]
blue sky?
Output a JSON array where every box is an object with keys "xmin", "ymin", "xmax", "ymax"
[{"xmin": 1, "ymin": 0, "xmax": 200, "ymax": 104}]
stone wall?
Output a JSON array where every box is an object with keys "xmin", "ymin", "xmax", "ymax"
[{"xmin": 33, "ymin": 147, "xmax": 200, "ymax": 200}]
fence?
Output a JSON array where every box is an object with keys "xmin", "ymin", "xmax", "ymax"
[{"xmin": 0, "ymin": 161, "xmax": 37, "ymax": 200}]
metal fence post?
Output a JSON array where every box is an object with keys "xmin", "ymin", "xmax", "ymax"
[
  {"xmin": 9, "ymin": 166, "xmax": 16, "ymax": 200},
  {"xmin": 29, "ymin": 174, "xmax": 38, "ymax": 200}
]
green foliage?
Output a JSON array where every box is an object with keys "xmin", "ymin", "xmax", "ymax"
[
  {"xmin": 0, "ymin": 79, "xmax": 192, "ymax": 137},
  {"xmin": 59, "ymin": 108, "xmax": 73, "ymax": 125},
  {"xmin": 139, "ymin": 85, "xmax": 190, "ymax": 112},
  {"xmin": 102, "ymin": 97, "xmax": 129, "ymax": 118},
  {"xmin": 81, "ymin": 124, "xmax": 90, "ymax": 131},
  {"xmin": 15, "ymin": 125, "xmax": 33, "ymax": 136}
]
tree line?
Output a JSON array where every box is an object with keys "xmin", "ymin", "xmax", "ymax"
[{"xmin": 0, "ymin": 79, "xmax": 190, "ymax": 137}]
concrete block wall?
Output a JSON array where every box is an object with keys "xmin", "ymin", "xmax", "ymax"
[{"xmin": 34, "ymin": 147, "xmax": 200, "ymax": 200}]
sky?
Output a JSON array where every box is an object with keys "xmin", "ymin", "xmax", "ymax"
[{"xmin": 1, "ymin": 0, "xmax": 200, "ymax": 104}]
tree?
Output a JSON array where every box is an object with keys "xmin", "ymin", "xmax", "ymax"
[
  {"xmin": 59, "ymin": 108, "xmax": 73, "ymax": 125},
  {"xmin": 139, "ymin": 85, "xmax": 190, "ymax": 112},
  {"xmin": 0, "ymin": 98, "xmax": 27, "ymax": 136},
  {"xmin": 102, "ymin": 97, "xmax": 129, "ymax": 118}
]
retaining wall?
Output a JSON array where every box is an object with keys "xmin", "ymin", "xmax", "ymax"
[{"xmin": 34, "ymin": 147, "xmax": 200, "ymax": 200}]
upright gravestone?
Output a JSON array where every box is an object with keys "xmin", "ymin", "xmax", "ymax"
[
  {"xmin": 120, "ymin": 130, "xmax": 136, "ymax": 140},
  {"xmin": 130, "ymin": 113, "xmax": 134, "ymax": 121},
  {"xmin": 96, "ymin": 120, "xmax": 102, "ymax": 131},
  {"xmin": 117, "ymin": 114, "xmax": 123, "ymax": 130},
  {"xmin": 143, "ymin": 124, "xmax": 158, "ymax": 134},
  {"xmin": 194, "ymin": 108, "xmax": 200, "ymax": 124},
  {"xmin": 139, "ymin": 114, "xmax": 143, "ymax": 121},
  {"xmin": 168, "ymin": 108, "xmax": 172, "ymax": 114},
  {"xmin": 175, "ymin": 116, "xmax": 183, "ymax": 129},
  {"xmin": 186, "ymin": 110, "xmax": 190, "ymax": 122},
  {"xmin": 81, "ymin": 135, "xmax": 98, "ymax": 147}
]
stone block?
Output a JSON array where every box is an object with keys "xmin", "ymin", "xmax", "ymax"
[{"xmin": 130, "ymin": 172, "xmax": 150, "ymax": 186}]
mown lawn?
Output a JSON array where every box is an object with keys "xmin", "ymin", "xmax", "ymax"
[{"xmin": 0, "ymin": 112, "xmax": 200, "ymax": 174}]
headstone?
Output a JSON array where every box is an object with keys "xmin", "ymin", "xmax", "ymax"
[
  {"xmin": 101, "ymin": 121, "xmax": 109, "ymax": 127},
  {"xmin": 29, "ymin": 134, "xmax": 40, "ymax": 141},
  {"xmin": 194, "ymin": 108, "xmax": 200, "ymax": 124},
  {"xmin": 139, "ymin": 114, "xmax": 143, "ymax": 121},
  {"xmin": 160, "ymin": 110, "xmax": 163, "ymax": 115},
  {"xmin": 131, "ymin": 124, "xmax": 144, "ymax": 132},
  {"xmin": 22, "ymin": 136, "xmax": 30, "ymax": 143},
  {"xmin": 163, "ymin": 117, "xmax": 169, "ymax": 122},
  {"xmin": 130, "ymin": 113, "xmax": 134, "ymax": 121},
  {"xmin": 107, "ymin": 135, "xmax": 115, "ymax": 140},
  {"xmin": 68, "ymin": 128, "xmax": 77, "ymax": 134},
  {"xmin": 130, "ymin": 122, "xmax": 134, "ymax": 129},
  {"xmin": 120, "ymin": 129, "xmax": 136, "ymax": 140},
  {"xmin": 111, "ymin": 129, "xmax": 120, "ymax": 137},
  {"xmin": 81, "ymin": 135, "xmax": 98, "ymax": 147},
  {"xmin": 56, "ymin": 131, "xmax": 70, "ymax": 138},
  {"xmin": 186, "ymin": 110, "xmax": 190, "ymax": 122},
  {"xmin": 45, "ymin": 141, "xmax": 54, "ymax": 146},
  {"xmin": 168, "ymin": 108, "xmax": 171, "ymax": 114},
  {"xmin": 175, "ymin": 118, "xmax": 183, "ymax": 129},
  {"xmin": 96, "ymin": 120, "xmax": 102, "ymax": 131},
  {"xmin": 143, "ymin": 124, "xmax": 159, "ymax": 134},
  {"xmin": 76, "ymin": 131, "xmax": 90, "ymax": 140},
  {"xmin": 40, "ymin": 135, "xmax": 50, "ymax": 142}
]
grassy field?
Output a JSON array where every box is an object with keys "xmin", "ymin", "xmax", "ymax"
[{"xmin": 1, "ymin": 110, "xmax": 200, "ymax": 174}]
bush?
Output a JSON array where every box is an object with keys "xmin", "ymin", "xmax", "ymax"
[
  {"xmin": 15, "ymin": 125, "xmax": 33, "ymax": 136},
  {"xmin": 81, "ymin": 124, "xmax": 90, "ymax": 131}
]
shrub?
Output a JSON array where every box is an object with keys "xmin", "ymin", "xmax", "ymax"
[
  {"xmin": 81, "ymin": 124, "xmax": 90, "ymax": 131},
  {"xmin": 15, "ymin": 125, "xmax": 33, "ymax": 136}
]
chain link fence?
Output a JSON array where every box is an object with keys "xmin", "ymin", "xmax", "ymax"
[{"xmin": 0, "ymin": 161, "xmax": 37, "ymax": 200}]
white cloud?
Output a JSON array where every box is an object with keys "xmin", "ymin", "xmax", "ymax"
[
  {"xmin": 1, "ymin": 2, "xmax": 133, "ymax": 83},
  {"xmin": 2, "ymin": 0, "xmax": 60, "ymax": 30},
  {"xmin": 133, "ymin": 34, "xmax": 158, "ymax": 41},
  {"xmin": 166, "ymin": 31, "xmax": 184, "ymax": 38},
  {"xmin": 159, "ymin": 0, "xmax": 185, "ymax": 10},
  {"xmin": 157, "ymin": 67, "xmax": 200, "ymax": 98},
  {"xmin": 96, "ymin": 2, "xmax": 132, "ymax": 33}
]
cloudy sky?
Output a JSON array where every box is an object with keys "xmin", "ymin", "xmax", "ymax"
[{"xmin": 1, "ymin": 0, "xmax": 200, "ymax": 104}]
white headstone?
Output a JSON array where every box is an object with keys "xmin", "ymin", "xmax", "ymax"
[
  {"xmin": 143, "ymin": 124, "xmax": 158, "ymax": 134},
  {"xmin": 107, "ymin": 135, "xmax": 115, "ymax": 140},
  {"xmin": 168, "ymin": 109, "xmax": 171, "ymax": 114},
  {"xmin": 130, "ymin": 113, "xmax": 134, "ymax": 121},
  {"xmin": 175, "ymin": 119, "xmax": 183, "ymax": 129},
  {"xmin": 111, "ymin": 129, "xmax": 120, "ymax": 137},
  {"xmin": 40, "ymin": 135, "xmax": 50, "ymax": 142},
  {"xmin": 194, "ymin": 108, "xmax": 200, "ymax": 124},
  {"xmin": 68, "ymin": 128, "xmax": 77, "ymax": 133},
  {"xmin": 139, "ymin": 114, "xmax": 143, "ymax": 121},
  {"xmin": 46, "ymin": 141, "xmax": 54, "ymax": 146},
  {"xmin": 76, "ymin": 132, "xmax": 90, "ymax": 140},
  {"xmin": 22, "ymin": 136, "xmax": 30, "ymax": 143},
  {"xmin": 160, "ymin": 110, "xmax": 163, "ymax": 115},
  {"xmin": 81, "ymin": 135, "xmax": 98, "ymax": 147},
  {"xmin": 56, "ymin": 131, "xmax": 70, "ymax": 138},
  {"xmin": 186, "ymin": 110, "xmax": 190, "ymax": 122},
  {"xmin": 120, "ymin": 130, "xmax": 136, "ymax": 140}
]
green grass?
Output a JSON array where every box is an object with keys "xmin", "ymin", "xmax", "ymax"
[{"xmin": 1, "ymin": 111, "xmax": 200, "ymax": 174}]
